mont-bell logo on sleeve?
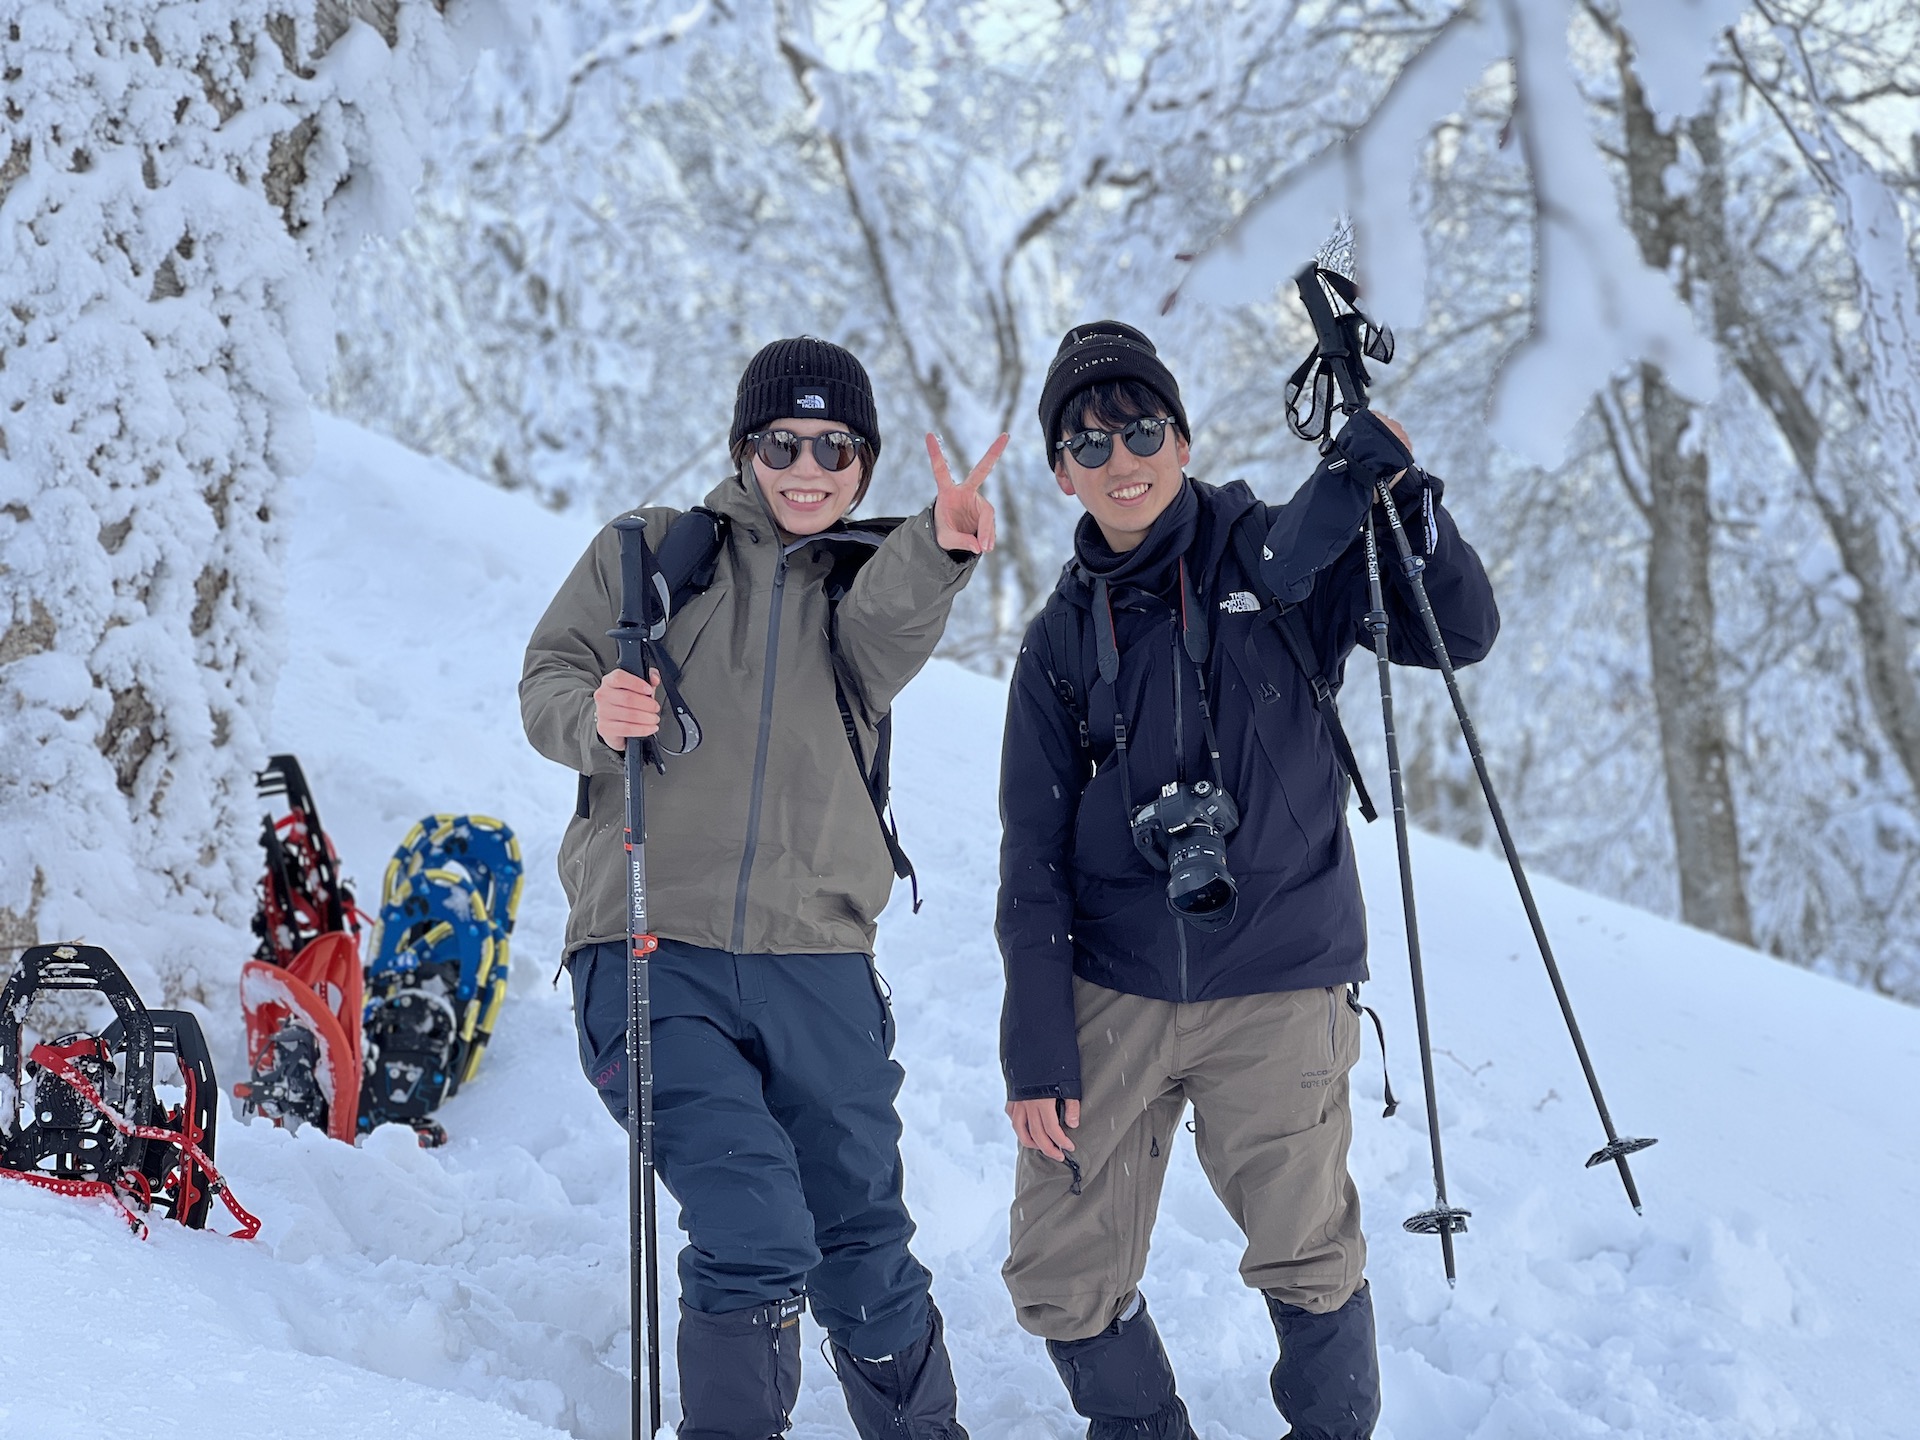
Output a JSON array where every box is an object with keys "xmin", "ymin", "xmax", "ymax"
[{"xmin": 795, "ymin": 390, "xmax": 828, "ymax": 411}]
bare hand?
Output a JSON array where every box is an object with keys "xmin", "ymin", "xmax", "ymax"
[
  {"xmin": 1007, "ymin": 1097, "xmax": 1080, "ymax": 1161},
  {"xmin": 594, "ymin": 667, "xmax": 661, "ymax": 749},
  {"xmin": 928, "ymin": 432, "xmax": 1006, "ymax": 554}
]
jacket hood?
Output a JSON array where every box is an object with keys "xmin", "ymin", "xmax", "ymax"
[{"xmin": 1054, "ymin": 476, "xmax": 1264, "ymax": 610}]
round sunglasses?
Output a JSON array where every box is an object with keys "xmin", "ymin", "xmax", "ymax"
[
  {"xmin": 746, "ymin": 429, "xmax": 868, "ymax": 473},
  {"xmin": 1054, "ymin": 415, "xmax": 1174, "ymax": 468}
]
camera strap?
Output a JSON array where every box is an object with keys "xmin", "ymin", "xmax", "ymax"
[
  {"xmin": 1093, "ymin": 569, "xmax": 1233, "ymax": 816},
  {"xmin": 1177, "ymin": 559, "xmax": 1231, "ymax": 798},
  {"xmin": 1090, "ymin": 577, "xmax": 1138, "ymax": 816}
]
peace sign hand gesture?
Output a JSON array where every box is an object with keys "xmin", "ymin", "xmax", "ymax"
[{"xmin": 927, "ymin": 431, "xmax": 1007, "ymax": 555}]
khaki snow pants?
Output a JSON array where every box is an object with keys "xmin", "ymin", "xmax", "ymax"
[{"xmin": 1004, "ymin": 977, "xmax": 1366, "ymax": 1343}]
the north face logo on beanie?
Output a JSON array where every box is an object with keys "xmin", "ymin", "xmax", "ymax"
[{"xmin": 729, "ymin": 337, "xmax": 883, "ymax": 461}]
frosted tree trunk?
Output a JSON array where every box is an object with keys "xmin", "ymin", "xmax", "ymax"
[
  {"xmin": 1611, "ymin": 48, "xmax": 1754, "ymax": 945},
  {"xmin": 0, "ymin": 2, "xmax": 480, "ymax": 1004},
  {"xmin": 1635, "ymin": 363, "xmax": 1754, "ymax": 943}
]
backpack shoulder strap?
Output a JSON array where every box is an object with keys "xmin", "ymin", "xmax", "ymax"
[
  {"xmin": 652, "ymin": 506, "xmax": 730, "ymax": 619},
  {"xmin": 1228, "ymin": 504, "xmax": 1378, "ymax": 823},
  {"xmin": 813, "ymin": 522, "xmax": 921, "ymax": 910},
  {"xmin": 1037, "ymin": 601, "xmax": 1095, "ymax": 769}
]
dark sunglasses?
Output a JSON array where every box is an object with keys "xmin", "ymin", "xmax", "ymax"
[
  {"xmin": 1055, "ymin": 415, "xmax": 1174, "ymax": 468},
  {"xmin": 746, "ymin": 429, "xmax": 868, "ymax": 473}
]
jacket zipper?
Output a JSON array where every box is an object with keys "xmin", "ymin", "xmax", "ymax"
[
  {"xmin": 1171, "ymin": 614, "xmax": 1190, "ymax": 1001},
  {"xmin": 730, "ymin": 548, "xmax": 788, "ymax": 952},
  {"xmin": 1170, "ymin": 614, "xmax": 1186, "ymax": 776}
]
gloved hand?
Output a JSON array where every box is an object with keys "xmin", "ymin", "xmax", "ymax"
[
  {"xmin": 1259, "ymin": 412, "xmax": 1430, "ymax": 605},
  {"xmin": 1328, "ymin": 410, "xmax": 1415, "ymax": 496}
]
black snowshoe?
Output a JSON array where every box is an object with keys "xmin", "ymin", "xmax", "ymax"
[{"xmin": 0, "ymin": 944, "xmax": 258, "ymax": 1238}]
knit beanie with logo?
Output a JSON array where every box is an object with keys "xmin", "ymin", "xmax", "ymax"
[
  {"xmin": 730, "ymin": 336, "xmax": 883, "ymax": 464},
  {"xmin": 1037, "ymin": 321, "xmax": 1189, "ymax": 463}
]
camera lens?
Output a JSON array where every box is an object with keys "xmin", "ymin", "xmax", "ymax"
[{"xmin": 1166, "ymin": 833, "xmax": 1238, "ymax": 930}]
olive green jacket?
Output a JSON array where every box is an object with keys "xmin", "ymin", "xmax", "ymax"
[{"xmin": 520, "ymin": 471, "xmax": 976, "ymax": 958}]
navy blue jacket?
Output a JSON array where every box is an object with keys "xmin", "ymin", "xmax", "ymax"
[{"xmin": 996, "ymin": 471, "xmax": 1499, "ymax": 1101}]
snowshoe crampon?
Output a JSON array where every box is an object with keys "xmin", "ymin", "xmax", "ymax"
[
  {"xmin": 360, "ymin": 816, "xmax": 520, "ymax": 1146},
  {"xmin": 1, "ymin": 944, "xmax": 259, "ymax": 1239}
]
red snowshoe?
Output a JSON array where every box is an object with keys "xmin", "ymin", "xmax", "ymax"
[
  {"xmin": 252, "ymin": 753, "xmax": 363, "ymax": 965},
  {"xmin": 0, "ymin": 944, "xmax": 259, "ymax": 1239},
  {"xmin": 238, "ymin": 932, "xmax": 363, "ymax": 1143},
  {"xmin": 238, "ymin": 754, "xmax": 365, "ymax": 1139}
]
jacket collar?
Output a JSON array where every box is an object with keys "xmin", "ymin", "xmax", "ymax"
[
  {"xmin": 1057, "ymin": 476, "xmax": 1263, "ymax": 610},
  {"xmin": 703, "ymin": 470, "xmax": 892, "ymax": 562}
]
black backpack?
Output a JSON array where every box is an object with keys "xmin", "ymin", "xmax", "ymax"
[
  {"xmin": 1036, "ymin": 502, "xmax": 1377, "ymax": 823},
  {"xmin": 585, "ymin": 507, "xmax": 921, "ymax": 910}
]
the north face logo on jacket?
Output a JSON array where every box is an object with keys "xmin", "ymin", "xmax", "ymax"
[{"xmin": 1219, "ymin": 592, "xmax": 1260, "ymax": 613}]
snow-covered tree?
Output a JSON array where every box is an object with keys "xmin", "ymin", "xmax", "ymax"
[{"xmin": 0, "ymin": 0, "xmax": 494, "ymax": 1005}]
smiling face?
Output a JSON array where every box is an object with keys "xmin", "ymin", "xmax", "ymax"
[
  {"xmin": 746, "ymin": 416, "xmax": 871, "ymax": 538},
  {"xmin": 1054, "ymin": 385, "xmax": 1191, "ymax": 553}
]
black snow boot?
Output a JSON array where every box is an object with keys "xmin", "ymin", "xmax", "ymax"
[
  {"xmin": 1265, "ymin": 1280, "xmax": 1381, "ymax": 1440},
  {"xmin": 677, "ymin": 1295, "xmax": 804, "ymax": 1439},
  {"xmin": 829, "ymin": 1300, "xmax": 969, "ymax": 1439},
  {"xmin": 1044, "ymin": 1297, "xmax": 1198, "ymax": 1440}
]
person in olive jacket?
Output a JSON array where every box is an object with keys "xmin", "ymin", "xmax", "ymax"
[
  {"xmin": 996, "ymin": 322, "xmax": 1500, "ymax": 1439},
  {"xmin": 522, "ymin": 337, "xmax": 1004, "ymax": 1440}
]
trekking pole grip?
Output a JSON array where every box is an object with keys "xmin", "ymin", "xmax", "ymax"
[
  {"xmin": 1293, "ymin": 262, "xmax": 1370, "ymax": 415},
  {"xmin": 611, "ymin": 516, "xmax": 653, "ymax": 678}
]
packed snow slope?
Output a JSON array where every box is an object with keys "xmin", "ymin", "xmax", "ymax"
[{"xmin": 3, "ymin": 415, "xmax": 1916, "ymax": 1439}]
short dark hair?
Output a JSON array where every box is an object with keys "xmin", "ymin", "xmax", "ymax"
[{"xmin": 1058, "ymin": 380, "xmax": 1178, "ymax": 445}]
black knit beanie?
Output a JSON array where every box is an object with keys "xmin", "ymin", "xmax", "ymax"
[
  {"xmin": 730, "ymin": 336, "xmax": 882, "ymax": 462},
  {"xmin": 1037, "ymin": 321, "xmax": 1189, "ymax": 463}
]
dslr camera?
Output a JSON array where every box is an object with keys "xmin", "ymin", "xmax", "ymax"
[{"xmin": 1129, "ymin": 779, "xmax": 1241, "ymax": 930}]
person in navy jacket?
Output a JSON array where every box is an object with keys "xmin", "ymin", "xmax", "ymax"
[{"xmin": 996, "ymin": 321, "xmax": 1498, "ymax": 1440}]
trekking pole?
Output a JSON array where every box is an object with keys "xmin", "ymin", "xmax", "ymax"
[
  {"xmin": 1290, "ymin": 261, "xmax": 1656, "ymax": 1213},
  {"xmin": 1366, "ymin": 491, "xmax": 1657, "ymax": 1211},
  {"xmin": 610, "ymin": 515, "xmax": 664, "ymax": 1439},
  {"xmin": 1362, "ymin": 510, "xmax": 1470, "ymax": 1282}
]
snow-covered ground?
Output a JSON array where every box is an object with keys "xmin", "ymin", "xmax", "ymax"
[{"xmin": 3, "ymin": 415, "xmax": 1916, "ymax": 1439}]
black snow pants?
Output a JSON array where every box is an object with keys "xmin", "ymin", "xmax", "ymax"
[{"xmin": 569, "ymin": 936, "xmax": 934, "ymax": 1361}]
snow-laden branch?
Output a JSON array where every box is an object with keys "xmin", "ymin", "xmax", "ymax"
[
  {"xmin": 534, "ymin": 0, "xmax": 715, "ymax": 145},
  {"xmin": 1175, "ymin": 0, "xmax": 1741, "ymax": 469},
  {"xmin": 1755, "ymin": 14, "xmax": 1920, "ymax": 529}
]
